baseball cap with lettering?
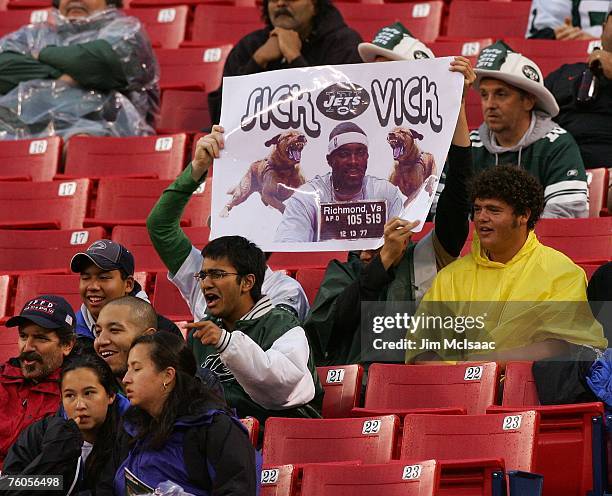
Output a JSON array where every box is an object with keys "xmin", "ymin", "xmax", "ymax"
[
  {"xmin": 70, "ymin": 239, "xmax": 135, "ymax": 275},
  {"xmin": 6, "ymin": 295, "xmax": 76, "ymax": 331}
]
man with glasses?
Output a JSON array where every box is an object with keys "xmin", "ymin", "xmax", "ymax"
[
  {"xmin": 184, "ymin": 235, "xmax": 323, "ymax": 424},
  {"xmin": 275, "ymin": 121, "xmax": 405, "ymax": 242}
]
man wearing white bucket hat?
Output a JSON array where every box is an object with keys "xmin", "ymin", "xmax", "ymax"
[{"xmin": 471, "ymin": 41, "xmax": 589, "ymax": 218}]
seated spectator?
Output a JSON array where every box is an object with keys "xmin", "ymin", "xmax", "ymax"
[
  {"xmin": 115, "ymin": 332, "xmax": 257, "ymax": 494},
  {"xmin": 0, "ymin": 0, "xmax": 159, "ymax": 140},
  {"xmin": 3, "ymin": 353, "xmax": 129, "ymax": 495},
  {"xmin": 146, "ymin": 146, "xmax": 310, "ymax": 322},
  {"xmin": 587, "ymin": 262, "xmax": 612, "ymax": 341},
  {"xmin": 526, "ymin": 0, "xmax": 611, "ymax": 39},
  {"xmin": 207, "ymin": 0, "xmax": 362, "ymax": 123},
  {"xmin": 470, "ymin": 41, "xmax": 589, "ymax": 218},
  {"xmin": 94, "ymin": 296, "xmax": 157, "ymax": 388},
  {"xmin": 71, "ymin": 239, "xmax": 181, "ymax": 344},
  {"xmin": 545, "ymin": 11, "xmax": 612, "ymax": 168},
  {"xmin": 303, "ymin": 31, "xmax": 474, "ymax": 366},
  {"xmin": 0, "ymin": 295, "xmax": 76, "ymax": 468},
  {"xmin": 406, "ymin": 166, "xmax": 607, "ymax": 364},
  {"xmin": 184, "ymin": 235, "xmax": 323, "ymax": 425}
]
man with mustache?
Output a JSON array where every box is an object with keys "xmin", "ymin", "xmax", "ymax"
[
  {"xmin": 0, "ymin": 0, "xmax": 159, "ymax": 139},
  {"xmin": 0, "ymin": 295, "xmax": 76, "ymax": 468},
  {"xmin": 207, "ymin": 0, "xmax": 362, "ymax": 123}
]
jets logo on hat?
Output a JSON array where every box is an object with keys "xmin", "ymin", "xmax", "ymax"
[{"xmin": 522, "ymin": 65, "xmax": 540, "ymax": 82}]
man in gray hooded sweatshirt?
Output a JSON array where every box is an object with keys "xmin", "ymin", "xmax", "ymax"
[{"xmin": 470, "ymin": 41, "xmax": 589, "ymax": 219}]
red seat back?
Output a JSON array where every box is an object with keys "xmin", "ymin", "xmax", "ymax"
[
  {"xmin": 267, "ymin": 252, "xmax": 347, "ymax": 272},
  {"xmin": 0, "ymin": 8, "xmax": 49, "ymax": 36},
  {"xmin": 447, "ymin": 1, "xmax": 532, "ymax": 39},
  {"xmin": 152, "ymin": 271, "xmax": 193, "ymax": 321},
  {"xmin": 0, "ymin": 137, "xmax": 61, "ymax": 181},
  {"xmin": 191, "ymin": 5, "xmax": 262, "ymax": 45},
  {"xmin": 158, "ymin": 90, "xmax": 211, "ymax": 133},
  {"xmin": 263, "ymin": 415, "xmax": 399, "ymax": 465},
  {"xmin": 428, "ymin": 38, "xmax": 492, "ymax": 65},
  {"xmin": 124, "ymin": 7, "xmax": 188, "ymax": 48},
  {"xmin": 260, "ymin": 465, "xmax": 297, "ymax": 496},
  {"xmin": 0, "ymin": 228, "xmax": 105, "ymax": 275},
  {"xmin": 14, "ymin": 274, "xmax": 82, "ymax": 312},
  {"xmin": 0, "ymin": 326, "xmax": 18, "ymax": 364},
  {"xmin": 317, "ymin": 364, "xmax": 364, "ymax": 418},
  {"xmin": 0, "ymin": 179, "xmax": 90, "ymax": 229},
  {"xmin": 401, "ymin": 411, "xmax": 539, "ymax": 472},
  {"xmin": 65, "ymin": 134, "xmax": 186, "ymax": 180},
  {"xmin": 502, "ymin": 361, "xmax": 539, "ymax": 407},
  {"xmin": 364, "ymin": 362, "xmax": 500, "ymax": 415},
  {"xmin": 586, "ymin": 168, "xmax": 610, "ymax": 218},
  {"xmin": 301, "ymin": 460, "xmax": 440, "ymax": 496},
  {"xmin": 0, "ymin": 275, "xmax": 11, "ymax": 322},
  {"xmin": 295, "ymin": 268, "xmax": 326, "ymax": 305}
]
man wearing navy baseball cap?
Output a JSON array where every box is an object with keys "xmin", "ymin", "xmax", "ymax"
[
  {"xmin": 71, "ymin": 239, "xmax": 181, "ymax": 342},
  {"xmin": 0, "ymin": 295, "xmax": 76, "ymax": 467}
]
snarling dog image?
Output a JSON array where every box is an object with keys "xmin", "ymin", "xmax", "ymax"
[
  {"xmin": 387, "ymin": 127, "xmax": 437, "ymax": 204},
  {"xmin": 220, "ymin": 131, "xmax": 307, "ymax": 216}
]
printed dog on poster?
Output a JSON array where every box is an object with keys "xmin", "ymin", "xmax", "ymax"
[
  {"xmin": 387, "ymin": 127, "xmax": 437, "ymax": 203},
  {"xmin": 220, "ymin": 131, "xmax": 307, "ymax": 216}
]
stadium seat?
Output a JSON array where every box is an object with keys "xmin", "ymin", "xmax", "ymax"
[
  {"xmin": 151, "ymin": 271, "xmax": 193, "ymax": 321},
  {"xmin": 580, "ymin": 263, "xmax": 602, "ymax": 280},
  {"xmin": 0, "ymin": 179, "xmax": 90, "ymax": 229},
  {"xmin": 111, "ymin": 225, "xmax": 210, "ymax": 273},
  {"xmin": 0, "ymin": 227, "xmax": 105, "ymax": 275},
  {"xmin": 355, "ymin": 362, "xmax": 499, "ymax": 415},
  {"xmin": 446, "ymin": 1, "xmax": 532, "ymax": 40},
  {"xmin": 504, "ymin": 38, "xmax": 593, "ymax": 78},
  {"xmin": 0, "ymin": 275, "xmax": 10, "ymax": 322},
  {"xmin": 127, "ymin": 0, "xmax": 254, "ymax": 8},
  {"xmin": 0, "ymin": 8, "xmax": 49, "ymax": 37},
  {"xmin": 158, "ymin": 90, "xmax": 211, "ymax": 133},
  {"xmin": 300, "ymin": 460, "xmax": 440, "ymax": 496},
  {"xmin": 6, "ymin": 0, "xmax": 50, "ymax": 8},
  {"xmin": 295, "ymin": 268, "xmax": 326, "ymax": 305},
  {"xmin": 494, "ymin": 361, "xmax": 608, "ymax": 496},
  {"xmin": 267, "ymin": 252, "xmax": 347, "ymax": 273},
  {"xmin": 336, "ymin": 2, "xmax": 443, "ymax": 43},
  {"xmin": 240, "ymin": 417, "xmax": 259, "ymax": 447},
  {"xmin": 263, "ymin": 415, "xmax": 399, "ymax": 465},
  {"xmin": 63, "ymin": 134, "xmax": 186, "ymax": 180},
  {"xmin": 535, "ymin": 217, "xmax": 612, "ymax": 264},
  {"xmin": 190, "ymin": 5, "xmax": 262, "ymax": 45},
  {"xmin": 587, "ymin": 168, "xmax": 610, "ymax": 217},
  {"xmin": 124, "ymin": 7, "xmax": 188, "ymax": 49},
  {"xmin": 465, "ymin": 86, "xmax": 483, "ymax": 130},
  {"xmin": 0, "ymin": 136, "xmax": 60, "ymax": 182},
  {"xmin": 260, "ymin": 465, "xmax": 297, "ymax": 496},
  {"xmin": 85, "ymin": 177, "xmax": 209, "ymax": 228},
  {"xmin": 317, "ymin": 364, "xmax": 364, "ymax": 418},
  {"xmin": 156, "ymin": 46, "xmax": 233, "ymax": 91},
  {"xmin": 0, "ymin": 326, "xmax": 18, "ymax": 364},
  {"xmin": 428, "ymin": 38, "xmax": 492, "ymax": 64}
]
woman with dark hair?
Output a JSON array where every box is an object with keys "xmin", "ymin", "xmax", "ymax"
[
  {"xmin": 3, "ymin": 353, "xmax": 128, "ymax": 495},
  {"xmin": 114, "ymin": 332, "xmax": 257, "ymax": 495}
]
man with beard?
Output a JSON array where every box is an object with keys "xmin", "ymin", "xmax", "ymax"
[
  {"xmin": 0, "ymin": 295, "xmax": 76, "ymax": 468},
  {"xmin": 207, "ymin": 0, "xmax": 362, "ymax": 123}
]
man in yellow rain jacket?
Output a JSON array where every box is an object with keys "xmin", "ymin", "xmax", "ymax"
[{"xmin": 405, "ymin": 165, "xmax": 606, "ymax": 364}]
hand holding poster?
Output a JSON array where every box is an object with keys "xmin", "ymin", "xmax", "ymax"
[{"xmin": 210, "ymin": 58, "xmax": 463, "ymax": 252}]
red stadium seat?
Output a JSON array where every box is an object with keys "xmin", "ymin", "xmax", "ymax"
[
  {"xmin": 428, "ymin": 38, "xmax": 492, "ymax": 64},
  {"xmin": 240, "ymin": 417, "xmax": 259, "ymax": 447},
  {"xmin": 63, "ymin": 134, "xmax": 187, "ymax": 180},
  {"xmin": 0, "ymin": 179, "xmax": 90, "ymax": 229},
  {"xmin": 587, "ymin": 168, "xmax": 610, "ymax": 218},
  {"xmin": 580, "ymin": 263, "xmax": 602, "ymax": 280},
  {"xmin": 356, "ymin": 362, "xmax": 499, "ymax": 415},
  {"xmin": 112, "ymin": 225, "xmax": 210, "ymax": 273},
  {"xmin": 494, "ymin": 361, "xmax": 607, "ymax": 496},
  {"xmin": 260, "ymin": 465, "xmax": 297, "ymax": 496},
  {"xmin": 0, "ymin": 326, "xmax": 18, "ymax": 364},
  {"xmin": 336, "ymin": 2, "xmax": 443, "ymax": 43},
  {"xmin": 295, "ymin": 268, "xmax": 325, "ymax": 305},
  {"xmin": 0, "ymin": 275, "xmax": 11, "ymax": 322},
  {"xmin": 0, "ymin": 8, "xmax": 49, "ymax": 36},
  {"xmin": 152, "ymin": 272, "xmax": 192, "ymax": 321},
  {"xmin": 535, "ymin": 217, "xmax": 612, "ymax": 264},
  {"xmin": 127, "ymin": 0, "xmax": 254, "ymax": 9},
  {"xmin": 300, "ymin": 460, "xmax": 440, "ymax": 496},
  {"xmin": 190, "ymin": 5, "xmax": 264, "ymax": 45},
  {"xmin": 6, "ymin": 0, "xmax": 50, "ymax": 8},
  {"xmin": 0, "ymin": 228, "xmax": 105, "ymax": 275},
  {"xmin": 504, "ymin": 38, "xmax": 593, "ymax": 78},
  {"xmin": 317, "ymin": 364, "xmax": 364, "ymax": 418},
  {"xmin": 263, "ymin": 415, "xmax": 399, "ymax": 465},
  {"xmin": 465, "ymin": 86, "xmax": 483, "ymax": 130},
  {"xmin": 156, "ymin": 46, "xmax": 233, "ymax": 91},
  {"xmin": 86, "ymin": 178, "xmax": 209, "ymax": 228},
  {"xmin": 267, "ymin": 252, "xmax": 347, "ymax": 273},
  {"xmin": 124, "ymin": 7, "xmax": 188, "ymax": 49},
  {"xmin": 446, "ymin": 1, "xmax": 532, "ymax": 40},
  {"xmin": 0, "ymin": 137, "xmax": 61, "ymax": 181},
  {"xmin": 158, "ymin": 90, "xmax": 211, "ymax": 134}
]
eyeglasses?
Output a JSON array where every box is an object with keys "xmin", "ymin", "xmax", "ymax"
[{"xmin": 193, "ymin": 270, "xmax": 241, "ymax": 281}]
